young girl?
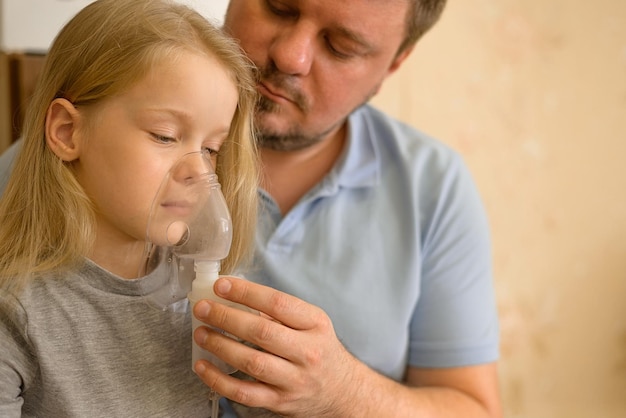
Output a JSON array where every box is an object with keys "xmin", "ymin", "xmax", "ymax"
[{"xmin": 0, "ymin": 0, "xmax": 258, "ymax": 416}]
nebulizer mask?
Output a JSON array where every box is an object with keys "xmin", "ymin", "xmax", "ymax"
[{"xmin": 139, "ymin": 151, "xmax": 244, "ymax": 417}]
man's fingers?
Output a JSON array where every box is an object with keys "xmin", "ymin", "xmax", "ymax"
[
  {"xmin": 214, "ymin": 276, "xmax": 326, "ymax": 331},
  {"xmin": 193, "ymin": 320, "xmax": 294, "ymax": 386}
]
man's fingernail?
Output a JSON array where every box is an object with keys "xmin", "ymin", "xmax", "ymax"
[
  {"xmin": 215, "ymin": 278, "xmax": 232, "ymax": 295},
  {"xmin": 194, "ymin": 326, "xmax": 210, "ymax": 345},
  {"xmin": 194, "ymin": 361, "xmax": 206, "ymax": 375},
  {"xmin": 195, "ymin": 300, "xmax": 211, "ymax": 319}
]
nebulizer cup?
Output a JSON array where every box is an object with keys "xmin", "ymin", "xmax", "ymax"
[{"xmin": 139, "ymin": 151, "xmax": 241, "ymax": 417}]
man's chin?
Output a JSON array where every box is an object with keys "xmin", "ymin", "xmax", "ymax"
[
  {"xmin": 254, "ymin": 109, "xmax": 296, "ymax": 142},
  {"xmin": 258, "ymin": 136, "xmax": 320, "ymax": 152},
  {"xmin": 256, "ymin": 123, "xmax": 323, "ymax": 151}
]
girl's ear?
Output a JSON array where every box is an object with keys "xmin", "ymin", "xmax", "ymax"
[{"xmin": 45, "ymin": 98, "xmax": 83, "ymax": 161}]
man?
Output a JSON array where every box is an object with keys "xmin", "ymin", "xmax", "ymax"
[
  {"xmin": 0, "ymin": 0, "xmax": 501, "ymax": 416},
  {"xmin": 195, "ymin": 1, "xmax": 501, "ymax": 417}
]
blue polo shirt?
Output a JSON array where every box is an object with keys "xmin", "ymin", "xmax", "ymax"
[{"xmin": 247, "ymin": 104, "xmax": 499, "ymax": 380}]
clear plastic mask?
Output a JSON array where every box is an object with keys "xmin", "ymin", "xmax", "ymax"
[{"xmin": 138, "ymin": 151, "xmax": 232, "ymax": 310}]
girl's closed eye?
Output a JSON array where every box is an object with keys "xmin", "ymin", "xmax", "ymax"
[
  {"xmin": 202, "ymin": 146, "xmax": 219, "ymax": 157},
  {"xmin": 150, "ymin": 132, "xmax": 178, "ymax": 144}
]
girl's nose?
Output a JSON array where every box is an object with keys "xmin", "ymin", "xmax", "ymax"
[{"xmin": 171, "ymin": 152, "xmax": 211, "ymax": 183}]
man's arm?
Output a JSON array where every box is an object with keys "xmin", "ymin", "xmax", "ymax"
[
  {"xmin": 403, "ymin": 365, "xmax": 502, "ymax": 417},
  {"xmin": 191, "ymin": 277, "xmax": 502, "ymax": 418}
]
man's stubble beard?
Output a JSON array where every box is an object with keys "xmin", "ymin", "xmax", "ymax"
[
  {"xmin": 255, "ymin": 95, "xmax": 341, "ymax": 152},
  {"xmin": 253, "ymin": 62, "xmax": 379, "ymax": 152},
  {"xmin": 255, "ymin": 92, "xmax": 378, "ymax": 153}
]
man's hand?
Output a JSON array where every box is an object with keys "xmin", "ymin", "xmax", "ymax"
[{"xmin": 191, "ymin": 276, "xmax": 361, "ymax": 417}]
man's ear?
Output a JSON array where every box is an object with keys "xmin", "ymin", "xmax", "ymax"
[
  {"xmin": 372, "ymin": 45, "xmax": 416, "ymax": 96},
  {"xmin": 387, "ymin": 45, "xmax": 414, "ymax": 76},
  {"xmin": 45, "ymin": 98, "xmax": 82, "ymax": 161}
]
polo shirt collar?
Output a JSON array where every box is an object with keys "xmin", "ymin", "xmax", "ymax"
[{"xmin": 331, "ymin": 105, "xmax": 381, "ymax": 189}]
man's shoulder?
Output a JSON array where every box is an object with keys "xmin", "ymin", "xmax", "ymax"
[
  {"xmin": 0, "ymin": 140, "xmax": 21, "ymax": 165},
  {"xmin": 0, "ymin": 140, "xmax": 22, "ymax": 196},
  {"xmin": 353, "ymin": 104, "xmax": 462, "ymax": 169}
]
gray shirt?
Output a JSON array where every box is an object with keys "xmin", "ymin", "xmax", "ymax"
[{"xmin": 0, "ymin": 260, "xmax": 214, "ymax": 417}]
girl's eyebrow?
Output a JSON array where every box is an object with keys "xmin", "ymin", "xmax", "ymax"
[{"xmin": 144, "ymin": 108, "xmax": 193, "ymax": 121}]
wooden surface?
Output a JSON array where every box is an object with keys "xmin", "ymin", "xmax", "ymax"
[
  {"xmin": 0, "ymin": 52, "xmax": 46, "ymax": 154},
  {"xmin": 0, "ymin": 52, "xmax": 11, "ymax": 153}
]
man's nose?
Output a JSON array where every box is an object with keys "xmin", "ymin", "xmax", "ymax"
[{"xmin": 268, "ymin": 23, "xmax": 314, "ymax": 76}]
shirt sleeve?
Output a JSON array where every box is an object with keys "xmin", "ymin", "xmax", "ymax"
[
  {"xmin": 409, "ymin": 153, "xmax": 499, "ymax": 367},
  {"xmin": 0, "ymin": 291, "xmax": 33, "ymax": 417},
  {"xmin": 0, "ymin": 140, "xmax": 21, "ymax": 197}
]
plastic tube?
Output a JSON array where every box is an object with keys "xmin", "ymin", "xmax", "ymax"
[{"xmin": 208, "ymin": 387, "xmax": 220, "ymax": 418}]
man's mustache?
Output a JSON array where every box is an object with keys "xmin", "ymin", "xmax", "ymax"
[{"xmin": 255, "ymin": 63, "xmax": 309, "ymax": 112}]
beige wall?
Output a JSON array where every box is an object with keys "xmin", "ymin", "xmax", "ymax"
[{"xmin": 372, "ymin": 0, "xmax": 626, "ymax": 416}]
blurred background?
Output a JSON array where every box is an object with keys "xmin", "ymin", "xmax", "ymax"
[
  {"xmin": 372, "ymin": 1, "xmax": 626, "ymax": 416},
  {"xmin": 1, "ymin": 1, "xmax": 625, "ymax": 416}
]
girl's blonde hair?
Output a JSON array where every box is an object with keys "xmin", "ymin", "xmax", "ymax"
[{"xmin": 0, "ymin": 0, "xmax": 259, "ymax": 293}]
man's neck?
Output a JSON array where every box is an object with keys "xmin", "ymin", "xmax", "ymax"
[{"xmin": 260, "ymin": 124, "xmax": 347, "ymax": 215}]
